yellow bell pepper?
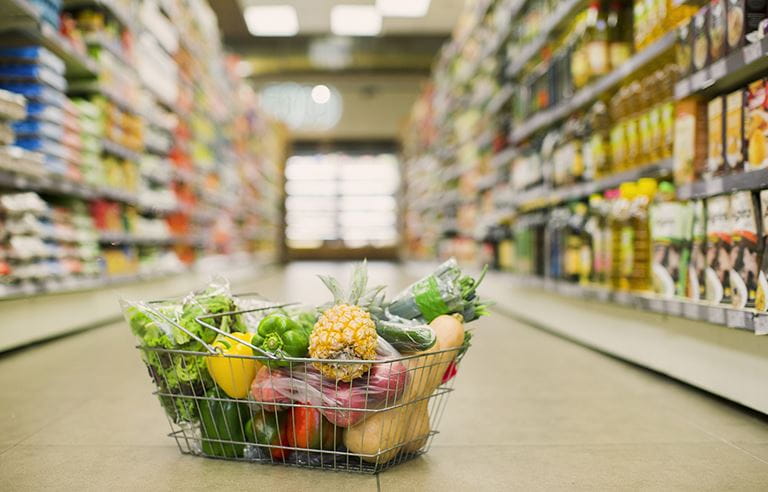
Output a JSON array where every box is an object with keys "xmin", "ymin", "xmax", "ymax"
[{"xmin": 205, "ymin": 332, "xmax": 260, "ymax": 398}]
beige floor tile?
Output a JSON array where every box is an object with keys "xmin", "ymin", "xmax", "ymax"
[
  {"xmin": 380, "ymin": 443, "xmax": 768, "ymax": 491},
  {"xmin": 0, "ymin": 445, "xmax": 378, "ymax": 491},
  {"xmin": 0, "ymin": 395, "xmax": 90, "ymax": 451}
]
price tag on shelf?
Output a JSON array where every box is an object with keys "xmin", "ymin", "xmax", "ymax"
[
  {"xmin": 674, "ymin": 79, "xmax": 691, "ymax": 99},
  {"xmin": 707, "ymin": 306, "xmax": 726, "ymax": 324},
  {"xmin": 691, "ymin": 69, "xmax": 708, "ymax": 90},
  {"xmin": 596, "ymin": 289, "xmax": 610, "ymax": 302},
  {"xmin": 683, "ymin": 302, "xmax": 701, "ymax": 320},
  {"xmin": 667, "ymin": 300, "xmax": 683, "ymax": 317},
  {"xmin": 710, "ymin": 59, "xmax": 727, "ymax": 80},
  {"xmin": 743, "ymin": 42, "xmax": 762, "ymax": 64},
  {"xmin": 705, "ymin": 179, "xmax": 724, "ymax": 196},
  {"xmin": 754, "ymin": 315, "xmax": 768, "ymax": 335},
  {"xmin": 726, "ymin": 310, "xmax": 747, "ymax": 329},
  {"xmin": 648, "ymin": 298, "xmax": 665, "ymax": 313}
]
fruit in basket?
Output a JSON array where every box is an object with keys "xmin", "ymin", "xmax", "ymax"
[
  {"xmin": 250, "ymin": 365, "xmax": 293, "ymax": 411},
  {"xmin": 309, "ymin": 262, "xmax": 382, "ymax": 382},
  {"xmin": 199, "ymin": 390, "xmax": 249, "ymax": 458},
  {"xmin": 286, "ymin": 406, "xmax": 338, "ymax": 451},
  {"xmin": 251, "ymin": 313, "xmax": 311, "ymax": 365},
  {"xmin": 344, "ymin": 314, "xmax": 466, "ymax": 462},
  {"xmin": 245, "ymin": 411, "xmax": 289, "ymax": 459},
  {"xmin": 205, "ymin": 332, "xmax": 261, "ymax": 399}
]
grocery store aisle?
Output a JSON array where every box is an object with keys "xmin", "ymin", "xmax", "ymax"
[{"xmin": 1, "ymin": 262, "xmax": 768, "ymax": 490}]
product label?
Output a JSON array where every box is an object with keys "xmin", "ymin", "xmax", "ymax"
[
  {"xmin": 726, "ymin": 90, "xmax": 745, "ymax": 171},
  {"xmin": 745, "ymin": 80, "xmax": 768, "ymax": 170},
  {"xmin": 706, "ymin": 196, "xmax": 733, "ymax": 304},
  {"xmin": 620, "ymin": 225, "xmax": 634, "ymax": 277},
  {"xmin": 730, "ymin": 191, "xmax": 760, "ymax": 307},
  {"xmin": 688, "ymin": 200, "xmax": 707, "ymax": 300},
  {"xmin": 708, "ymin": 97, "xmax": 726, "ymax": 177}
]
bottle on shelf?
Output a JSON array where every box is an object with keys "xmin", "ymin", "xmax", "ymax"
[{"xmin": 629, "ymin": 177, "xmax": 658, "ymax": 292}]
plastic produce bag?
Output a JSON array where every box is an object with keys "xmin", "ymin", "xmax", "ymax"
[
  {"xmin": 250, "ymin": 338, "xmax": 408, "ymax": 427},
  {"xmin": 386, "ymin": 258, "xmax": 489, "ymax": 323}
]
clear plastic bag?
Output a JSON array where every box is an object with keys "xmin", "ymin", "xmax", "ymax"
[{"xmin": 250, "ymin": 340, "xmax": 408, "ymax": 427}]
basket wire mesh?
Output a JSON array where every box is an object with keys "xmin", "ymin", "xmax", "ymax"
[{"xmin": 132, "ymin": 296, "xmax": 465, "ymax": 474}]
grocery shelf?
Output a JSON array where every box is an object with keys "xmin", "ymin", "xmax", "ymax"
[
  {"xmin": 0, "ymin": 0, "xmax": 99, "ymax": 78},
  {"xmin": 490, "ymin": 147, "xmax": 519, "ymax": 170},
  {"xmin": 0, "ymin": 168, "xmax": 142, "ymax": 205},
  {"xmin": 675, "ymin": 36, "xmax": 768, "ymax": 100},
  {"xmin": 497, "ymin": 158, "xmax": 674, "ymax": 209},
  {"xmin": 463, "ymin": 267, "xmax": 768, "ymax": 415},
  {"xmin": 506, "ymin": 274, "xmax": 764, "ymax": 333},
  {"xmin": 505, "ymin": 0, "xmax": 583, "ymax": 78},
  {"xmin": 677, "ymin": 167, "xmax": 768, "ymax": 200},
  {"xmin": 102, "ymin": 138, "xmax": 140, "ymax": 162},
  {"xmin": 63, "ymin": 0, "xmax": 134, "ymax": 30},
  {"xmin": 510, "ymin": 32, "xmax": 675, "ymax": 144}
]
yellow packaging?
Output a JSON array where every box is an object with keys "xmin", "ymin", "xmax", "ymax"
[
  {"xmin": 746, "ymin": 79, "xmax": 768, "ymax": 170},
  {"xmin": 725, "ymin": 90, "xmax": 744, "ymax": 173},
  {"xmin": 707, "ymin": 96, "xmax": 726, "ymax": 177}
]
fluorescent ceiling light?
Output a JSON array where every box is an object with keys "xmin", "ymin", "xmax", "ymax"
[
  {"xmin": 376, "ymin": 0, "xmax": 430, "ymax": 17},
  {"xmin": 311, "ymin": 85, "xmax": 331, "ymax": 104},
  {"xmin": 244, "ymin": 5, "xmax": 298, "ymax": 36},
  {"xmin": 331, "ymin": 5, "xmax": 382, "ymax": 36}
]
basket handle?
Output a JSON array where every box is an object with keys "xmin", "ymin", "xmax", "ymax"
[{"xmin": 194, "ymin": 303, "xmax": 299, "ymax": 359}]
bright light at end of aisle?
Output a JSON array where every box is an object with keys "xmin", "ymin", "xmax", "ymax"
[
  {"xmin": 311, "ymin": 85, "xmax": 331, "ymax": 104},
  {"xmin": 244, "ymin": 5, "xmax": 299, "ymax": 36},
  {"xmin": 376, "ymin": 0, "xmax": 431, "ymax": 17},
  {"xmin": 331, "ymin": 5, "xmax": 382, "ymax": 36}
]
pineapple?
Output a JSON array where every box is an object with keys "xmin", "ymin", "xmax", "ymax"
[{"xmin": 309, "ymin": 261, "xmax": 383, "ymax": 382}]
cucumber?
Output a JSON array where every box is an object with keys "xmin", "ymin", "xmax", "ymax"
[{"xmin": 375, "ymin": 319, "xmax": 436, "ymax": 352}]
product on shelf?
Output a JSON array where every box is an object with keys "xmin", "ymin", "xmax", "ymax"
[
  {"xmin": 729, "ymin": 190, "xmax": 760, "ymax": 308},
  {"xmin": 688, "ymin": 200, "xmax": 708, "ymax": 300},
  {"xmin": 746, "ymin": 79, "xmax": 768, "ymax": 170},
  {"xmin": 705, "ymin": 195, "xmax": 733, "ymax": 304}
]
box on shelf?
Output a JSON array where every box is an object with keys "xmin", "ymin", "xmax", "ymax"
[
  {"xmin": 705, "ymin": 195, "xmax": 733, "ymax": 304},
  {"xmin": 707, "ymin": 96, "xmax": 727, "ymax": 177},
  {"xmin": 725, "ymin": 89, "xmax": 745, "ymax": 173},
  {"xmin": 673, "ymin": 98, "xmax": 708, "ymax": 183},
  {"xmin": 746, "ymin": 79, "xmax": 768, "ymax": 170},
  {"xmin": 729, "ymin": 190, "xmax": 761, "ymax": 308}
]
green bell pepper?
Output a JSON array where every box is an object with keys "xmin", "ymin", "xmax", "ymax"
[
  {"xmin": 245, "ymin": 411, "xmax": 289, "ymax": 459},
  {"xmin": 199, "ymin": 390, "xmax": 249, "ymax": 458},
  {"xmin": 251, "ymin": 314, "xmax": 310, "ymax": 365}
]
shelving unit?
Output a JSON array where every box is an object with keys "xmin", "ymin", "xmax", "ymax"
[{"xmin": 0, "ymin": 0, "xmax": 285, "ymax": 314}]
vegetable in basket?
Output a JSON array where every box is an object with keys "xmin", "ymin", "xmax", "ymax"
[
  {"xmin": 251, "ymin": 313, "xmax": 310, "ymax": 365},
  {"xmin": 249, "ymin": 358, "xmax": 408, "ymax": 428},
  {"xmin": 205, "ymin": 332, "xmax": 261, "ymax": 399},
  {"xmin": 245, "ymin": 411, "xmax": 289, "ymax": 459},
  {"xmin": 374, "ymin": 317, "xmax": 436, "ymax": 352},
  {"xmin": 344, "ymin": 314, "xmax": 465, "ymax": 463},
  {"xmin": 309, "ymin": 261, "xmax": 385, "ymax": 382},
  {"xmin": 285, "ymin": 406, "xmax": 338, "ymax": 451},
  {"xmin": 385, "ymin": 258, "xmax": 489, "ymax": 323},
  {"xmin": 121, "ymin": 280, "xmax": 245, "ymax": 423},
  {"xmin": 199, "ymin": 389, "xmax": 250, "ymax": 458}
]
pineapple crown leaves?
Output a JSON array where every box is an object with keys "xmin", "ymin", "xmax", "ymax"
[{"xmin": 317, "ymin": 260, "xmax": 386, "ymax": 312}]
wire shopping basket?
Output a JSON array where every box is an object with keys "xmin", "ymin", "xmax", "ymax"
[{"xmin": 128, "ymin": 295, "xmax": 467, "ymax": 474}]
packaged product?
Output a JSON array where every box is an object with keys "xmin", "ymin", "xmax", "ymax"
[
  {"xmin": 673, "ymin": 98, "xmax": 708, "ymax": 183},
  {"xmin": 729, "ymin": 191, "xmax": 761, "ymax": 308},
  {"xmin": 756, "ymin": 190, "xmax": 768, "ymax": 310},
  {"xmin": 705, "ymin": 195, "xmax": 733, "ymax": 304},
  {"xmin": 726, "ymin": 0, "xmax": 768, "ymax": 50},
  {"xmin": 688, "ymin": 200, "xmax": 708, "ymax": 300},
  {"xmin": 707, "ymin": 96, "xmax": 727, "ymax": 177},
  {"xmin": 709, "ymin": 0, "xmax": 728, "ymax": 60},
  {"xmin": 745, "ymin": 79, "xmax": 768, "ymax": 170},
  {"xmin": 650, "ymin": 184, "xmax": 694, "ymax": 297},
  {"xmin": 693, "ymin": 7, "xmax": 710, "ymax": 71},
  {"xmin": 725, "ymin": 89, "xmax": 745, "ymax": 173},
  {"xmin": 677, "ymin": 19, "xmax": 694, "ymax": 76}
]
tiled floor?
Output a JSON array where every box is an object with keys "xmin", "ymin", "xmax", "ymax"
[{"xmin": 1, "ymin": 262, "xmax": 768, "ymax": 490}]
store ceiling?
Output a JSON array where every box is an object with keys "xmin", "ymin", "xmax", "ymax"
[{"xmin": 208, "ymin": 0, "xmax": 463, "ymax": 76}]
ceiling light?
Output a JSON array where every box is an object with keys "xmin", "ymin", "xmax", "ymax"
[
  {"xmin": 244, "ymin": 5, "xmax": 298, "ymax": 37},
  {"xmin": 376, "ymin": 0, "xmax": 431, "ymax": 17},
  {"xmin": 331, "ymin": 5, "xmax": 382, "ymax": 36},
  {"xmin": 311, "ymin": 85, "xmax": 331, "ymax": 104}
]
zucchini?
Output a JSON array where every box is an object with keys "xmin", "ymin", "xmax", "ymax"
[{"xmin": 375, "ymin": 319, "xmax": 436, "ymax": 352}]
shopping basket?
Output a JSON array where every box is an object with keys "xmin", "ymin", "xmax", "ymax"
[{"xmin": 129, "ymin": 297, "xmax": 467, "ymax": 474}]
